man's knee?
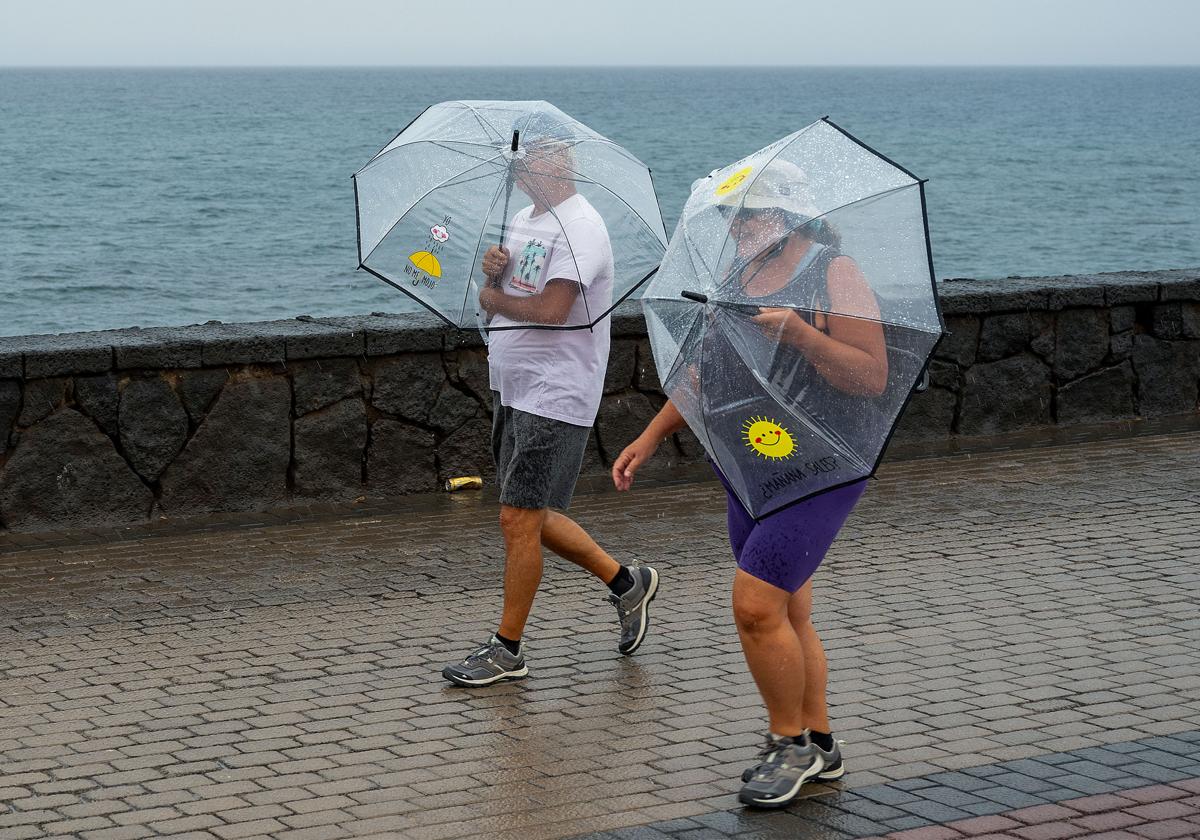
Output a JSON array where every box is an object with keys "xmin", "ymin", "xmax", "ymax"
[{"xmin": 499, "ymin": 505, "xmax": 546, "ymax": 537}]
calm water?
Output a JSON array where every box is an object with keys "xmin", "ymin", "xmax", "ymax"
[{"xmin": 1, "ymin": 67, "xmax": 1198, "ymax": 337}]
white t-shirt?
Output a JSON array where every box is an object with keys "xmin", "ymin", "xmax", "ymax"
[{"xmin": 487, "ymin": 193, "xmax": 614, "ymax": 427}]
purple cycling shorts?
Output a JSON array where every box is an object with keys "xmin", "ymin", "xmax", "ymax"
[{"xmin": 716, "ymin": 468, "xmax": 867, "ymax": 593}]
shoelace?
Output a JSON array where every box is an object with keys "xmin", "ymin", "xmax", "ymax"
[
  {"xmin": 606, "ymin": 591, "xmax": 629, "ymax": 619},
  {"xmin": 747, "ymin": 736, "xmax": 789, "ymax": 778},
  {"xmin": 464, "ymin": 641, "xmax": 499, "ymax": 664}
]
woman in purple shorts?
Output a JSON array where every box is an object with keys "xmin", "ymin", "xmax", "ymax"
[{"xmin": 612, "ymin": 165, "xmax": 888, "ymax": 808}]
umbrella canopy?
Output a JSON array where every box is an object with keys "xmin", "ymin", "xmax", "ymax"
[
  {"xmin": 354, "ymin": 100, "xmax": 667, "ymax": 331},
  {"xmin": 642, "ymin": 118, "xmax": 945, "ymax": 520}
]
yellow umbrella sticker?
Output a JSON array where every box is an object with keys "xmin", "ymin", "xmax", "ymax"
[
  {"xmin": 715, "ymin": 166, "xmax": 753, "ymax": 197},
  {"xmin": 408, "ymin": 250, "xmax": 442, "ymax": 278}
]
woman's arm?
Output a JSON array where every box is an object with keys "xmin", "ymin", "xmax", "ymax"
[
  {"xmin": 611, "ymin": 399, "xmax": 688, "ymax": 491},
  {"xmin": 752, "ymin": 256, "xmax": 889, "ymax": 396}
]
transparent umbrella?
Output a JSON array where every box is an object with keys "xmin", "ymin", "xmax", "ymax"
[
  {"xmin": 642, "ymin": 118, "xmax": 945, "ymax": 519},
  {"xmin": 353, "ymin": 100, "xmax": 667, "ymax": 332}
]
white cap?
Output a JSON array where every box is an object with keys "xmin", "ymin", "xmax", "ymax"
[{"xmin": 718, "ymin": 160, "xmax": 819, "ymax": 218}]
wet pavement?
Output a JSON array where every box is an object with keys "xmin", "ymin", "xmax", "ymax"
[{"xmin": 2, "ymin": 428, "xmax": 1200, "ymax": 839}]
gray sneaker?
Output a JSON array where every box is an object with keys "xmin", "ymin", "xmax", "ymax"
[
  {"xmin": 608, "ymin": 563, "xmax": 659, "ymax": 655},
  {"xmin": 811, "ymin": 736, "xmax": 844, "ymax": 781},
  {"xmin": 741, "ymin": 731, "xmax": 845, "ymax": 784},
  {"xmin": 738, "ymin": 734, "xmax": 826, "ymax": 808},
  {"xmin": 441, "ymin": 636, "xmax": 528, "ymax": 687}
]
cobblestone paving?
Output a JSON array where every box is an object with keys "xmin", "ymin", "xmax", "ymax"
[
  {"xmin": 570, "ymin": 733, "xmax": 1200, "ymax": 839},
  {"xmin": 2, "ymin": 430, "xmax": 1199, "ymax": 839}
]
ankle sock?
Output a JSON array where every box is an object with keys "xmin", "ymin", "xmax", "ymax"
[
  {"xmin": 809, "ymin": 730, "xmax": 834, "ymax": 751},
  {"xmin": 494, "ymin": 633, "xmax": 521, "ymax": 656},
  {"xmin": 607, "ymin": 566, "xmax": 635, "ymax": 596}
]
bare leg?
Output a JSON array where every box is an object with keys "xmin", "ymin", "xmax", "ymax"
[
  {"xmin": 788, "ymin": 580, "xmax": 831, "ymax": 734},
  {"xmin": 732, "ymin": 568, "xmax": 806, "ymax": 737},
  {"xmin": 541, "ymin": 509, "xmax": 621, "ymax": 583},
  {"xmin": 497, "ymin": 505, "xmax": 548, "ymax": 640}
]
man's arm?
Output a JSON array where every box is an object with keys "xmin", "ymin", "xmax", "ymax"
[{"xmin": 480, "ymin": 278, "xmax": 580, "ymax": 326}]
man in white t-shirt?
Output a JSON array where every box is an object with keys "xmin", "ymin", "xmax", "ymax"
[{"xmin": 442, "ymin": 127, "xmax": 661, "ymax": 687}]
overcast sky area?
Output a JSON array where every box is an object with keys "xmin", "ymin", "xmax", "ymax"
[{"xmin": 2, "ymin": 0, "xmax": 1197, "ymax": 66}]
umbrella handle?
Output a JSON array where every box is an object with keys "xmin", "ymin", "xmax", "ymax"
[
  {"xmin": 681, "ymin": 292, "xmax": 765, "ymax": 317},
  {"xmin": 490, "ymin": 131, "xmax": 520, "ymax": 287}
]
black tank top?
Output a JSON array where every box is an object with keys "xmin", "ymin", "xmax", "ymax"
[
  {"xmin": 700, "ymin": 242, "xmax": 882, "ymax": 467},
  {"xmin": 733, "ymin": 242, "xmax": 840, "ymax": 318},
  {"xmin": 703, "ymin": 241, "xmax": 841, "ymax": 396}
]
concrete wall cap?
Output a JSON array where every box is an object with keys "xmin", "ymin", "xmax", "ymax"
[{"xmin": 0, "ymin": 268, "xmax": 1195, "ymax": 380}]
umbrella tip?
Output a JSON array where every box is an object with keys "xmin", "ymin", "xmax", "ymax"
[
  {"xmin": 681, "ymin": 290, "xmax": 708, "ymax": 304},
  {"xmin": 511, "ymin": 130, "xmax": 520, "ymax": 152}
]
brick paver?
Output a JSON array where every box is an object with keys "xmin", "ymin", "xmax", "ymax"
[{"xmin": 2, "ymin": 429, "xmax": 1200, "ymax": 839}]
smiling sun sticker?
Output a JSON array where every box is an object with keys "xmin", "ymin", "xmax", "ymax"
[{"xmin": 743, "ymin": 416, "xmax": 796, "ymax": 460}]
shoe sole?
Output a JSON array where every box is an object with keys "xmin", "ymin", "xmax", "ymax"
[
  {"xmin": 738, "ymin": 757, "xmax": 825, "ymax": 809},
  {"xmin": 814, "ymin": 763, "xmax": 844, "ymax": 781},
  {"xmin": 442, "ymin": 665, "xmax": 529, "ymax": 687},
  {"xmin": 743, "ymin": 757, "xmax": 843, "ymax": 785},
  {"xmin": 619, "ymin": 567, "xmax": 659, "ymax": 656}
]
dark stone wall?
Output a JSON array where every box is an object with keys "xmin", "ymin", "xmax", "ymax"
[
  {"xmin": 893, "ymin": 269, "xmax": 1200, "ymax": 442},
  {"xmin": 1, "ymin": 268, "xmax": 1197, "ymax": 532}
]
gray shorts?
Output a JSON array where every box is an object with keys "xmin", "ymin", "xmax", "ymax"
[{"xmin": 491, "ymin": 393, "xmax": 591, "ymax": 510}]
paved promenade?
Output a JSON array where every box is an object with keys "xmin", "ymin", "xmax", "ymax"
[{"xmin": 3, "ymin": 429, "xmax": 1200, "ymax": 840}]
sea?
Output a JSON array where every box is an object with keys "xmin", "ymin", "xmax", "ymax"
[{"xmin": 1, "ymin": 66, "xmax": 1198, "ymax": 337}]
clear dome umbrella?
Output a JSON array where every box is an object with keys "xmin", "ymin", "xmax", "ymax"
[
  {"xmin": 353, "ymin": 100, "xmax": 667, "ymax": 332},
  {"xmin": 642, "ymin": 118, "xmax": 946, "ymax": 520}
]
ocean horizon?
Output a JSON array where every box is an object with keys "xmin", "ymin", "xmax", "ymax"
[{"xmin": 2, "ymin": 66, "xmax": 1198, "ymax": 337}]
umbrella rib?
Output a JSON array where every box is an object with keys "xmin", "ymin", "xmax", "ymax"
[
  {"xmin": 715, "ymin": 309, "xmax": 874, "ymax": 474},
  {"xmin": 679, "ymin": 219, "xmax": 720, "ymax": 288},
  {"xmin": 710, "ymin": 183, "xmax": 926, "ymax": 324},
  {"xmin": 458, "ymin": 101, "xmax": 506, "ymax": 143},
  {"xmin": 484, "ymin": 264, "xmax": 660, "ymax": 332},
  {"xmin": 361, "ymin": 105, "xmax": 431, "ymax": 168},
  {"xmin": 710, "ymin": 122, "xmax": 821, "ymax": 291},
  {"xmin": 493, "ymin": 172, "xmax": 597, "ymax": 328},
  {"xmin": 821, "ymin": 116, "xmax": 923, "ymax": 182},
  {"xmin": 694, "ymin": 317, "xmax": 716, "ymax": 472},
  {"xmin": 360, "ymin": 183, "xmax": 502, "ymax": 323},
  {"xmin": 360, "ymin": 151, "xmax": 506, "ymax": 268},
  {"xmin": 651, "ymin": 304, "xmax": 706, "ymax": 403},
  {"xmin": 458, "ymin": 162, "xmax": 514, "ymax": 328},
  {"xmin": 355, "ymin": 138, "xmax": 508, "ymax": 177},
  {"xmin": 359, "ymin": 263, "xmax": 457, "ymax": 329},
  {"xmin": 567, "ymin": 137, "xmax": 655, "ymax": 173},
  {"xmin": 708, "ymin": 299, "xmax": 943, "ymax": 336},
  {"xmin": 559, "ymin": 207, "xmax": 595, "ymax": 328},
  {"xmin": 428, "ymin": 141, "xmax": 508, "ymax": 165},
  {"xmin": 503, "ymin": 152, "xmax": 669, "ymax": 252},
  {"xmin": 919, "ymin": 181, "xmax": 947, "ymax": 333},
  {"xmin": 644, "ymin": 223, "xmax": 720, "ymax": 302},
  {"xmin": 709, "ymin": 181, "xmax": 920, "ymax": 300},
  {"xmin": 577, "ymin": 160, "xmax": 667, "ymax": 246},
  {"xmin": 476, "ymin": 151, "xmax": 666, "ymax": 330}
]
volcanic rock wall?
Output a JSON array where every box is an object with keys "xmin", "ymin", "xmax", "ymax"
[{"xmin": 1, "ymin": 269, "xmax": 1197, "ymax": 532}]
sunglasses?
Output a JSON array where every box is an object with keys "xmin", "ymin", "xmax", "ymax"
[
  {"xmin": 718, "ymin": 205, "xmax": 776, "ymax": 223},
  {"xmin": 719, "ymin": 206, "xmax": 822, "ymax": 236}
]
